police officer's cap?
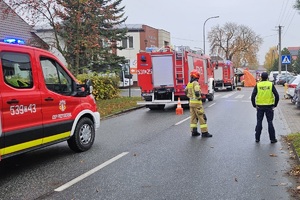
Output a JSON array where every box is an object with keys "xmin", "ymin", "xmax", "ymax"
[{"xmin": 261, "ymin": 72, "xmax": 268, "ymax": 79}]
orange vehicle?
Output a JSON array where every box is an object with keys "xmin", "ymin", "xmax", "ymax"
[
  {"xmin": 213, "ymin": 60, "xmax": 236, "ymax": 91},
  {"xmin": 0, "ymin": 39, "xmax": 100, "ymax": 161},
  {"xmin": 136, "ymin": 46, "xmax": 215, "ymax": 110}
]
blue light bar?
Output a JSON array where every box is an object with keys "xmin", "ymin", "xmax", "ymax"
[{"xmin": 3, "ymin": 38, "xmax": 26, "ymax": 45}]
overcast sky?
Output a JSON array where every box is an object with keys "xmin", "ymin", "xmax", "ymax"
[{"xmin": 121, "ymin": 0, "xmax": 300, "ymax": 65}]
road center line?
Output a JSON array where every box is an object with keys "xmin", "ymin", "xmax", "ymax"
[
  {"xmin": 54, "ymin": 152, "xmax": 129, "ymax": 192},
  {"xmin": 175, "ymin": 117, "xmax": 190, "ymax": 125}
]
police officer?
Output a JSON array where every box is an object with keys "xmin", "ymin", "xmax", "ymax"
[
  {"xmin": 251, "ymin": 72, "xmax": 279, "ymax": 143},
  {"xmin": 185, "ymin": 69, "xmax": 212, "ymax": 137}
]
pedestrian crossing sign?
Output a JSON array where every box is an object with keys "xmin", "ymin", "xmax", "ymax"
[{"xmin": 281, "ymin": 55, "xmax": 291, "ymax": 64}]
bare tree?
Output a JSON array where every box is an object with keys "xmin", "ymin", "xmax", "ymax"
[{"xmin": 207, "ymin": 22, "xmax": 262, "ymax": 68}]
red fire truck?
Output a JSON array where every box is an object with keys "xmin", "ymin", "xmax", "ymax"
[
  {"xmin": 0, "ymin": 40, "xmax": 100, "ymax": 161},
  {"xmin": 213, "ymin": 60, "xmax": 236, "ymax": 91},
  {"xmin": 136, "ymin": 46, "xmax": 214, "ymax": 110}
]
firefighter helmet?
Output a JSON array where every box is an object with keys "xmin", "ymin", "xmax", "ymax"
[{"xmin": 190, "ymin": 69, "xmax": 200, "ymax": 79}]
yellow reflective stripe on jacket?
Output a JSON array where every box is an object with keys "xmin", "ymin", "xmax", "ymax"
[
  {"xmin": 186, "ymin": 81, "xmax": 202, "ymax": 105},
  {"xmin": 256, "ymin": 81, "xmax": 275, "ymax": 105}
]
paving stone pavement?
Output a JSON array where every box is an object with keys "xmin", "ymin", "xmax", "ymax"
[{"xmin": 276, "ymin": 85, "xmax": 300, "ymax": 134}]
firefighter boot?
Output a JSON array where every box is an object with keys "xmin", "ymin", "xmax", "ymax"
[
  {"xmin": 202, "ymin": 132, "xmax": 212, "ymax": 137},
  {"xmin": 191, "ymin": 128, "xmax": 200, "ymax": 137}
]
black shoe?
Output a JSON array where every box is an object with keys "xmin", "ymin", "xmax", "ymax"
[
  {"xmin": 271, "ymin": 139, "xmax": 278, "ymax": 143},
  {"xmin": 202, "ymin": 132, "xmax": 212, "ymax": 137},
  {"xmin": 256, "ymin": 139, "xmax": 260, "ymax": 143},
  {"xmin": 191, "ymin": 132, "xmax": 200, "ymax": 137}
]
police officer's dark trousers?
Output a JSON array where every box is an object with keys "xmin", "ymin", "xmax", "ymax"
[{"xmin": 255, "ymin": 106, "xmax": 275, "ymax": 141}]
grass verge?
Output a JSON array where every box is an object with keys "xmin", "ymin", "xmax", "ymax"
[
  {"xmin": 96, "ymin": 96, "xmax": 143, "ymax": 118},
  {"xmin": 287, "ymin": 132, "xmax": 300, "ymax": 157}
]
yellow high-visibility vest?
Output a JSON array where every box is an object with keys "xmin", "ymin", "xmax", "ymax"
[{"xmin": 256, "ymin": 81, "xmax": 275, "ymax": 105}]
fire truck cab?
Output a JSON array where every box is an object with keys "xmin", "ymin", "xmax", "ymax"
[{"xmin": 0, "ymin": 41, "xmax": 100, "ymax": 161}]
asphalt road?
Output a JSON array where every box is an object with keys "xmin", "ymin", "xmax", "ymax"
[{"xmin": 0, "ymin": 86, "xmax": 298, "ymax": 200}]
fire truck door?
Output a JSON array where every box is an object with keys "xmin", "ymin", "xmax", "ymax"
[
  {"xmin": 151, "ymin": 55, "xmax": 174, "ymax": 87},
  {"xmin": 39, "ymin": 57, "xmax": 79, "ymax": 144},
  {"xmin": 0, "ymin": 51, "xmax": 43, "ymax": 156}
]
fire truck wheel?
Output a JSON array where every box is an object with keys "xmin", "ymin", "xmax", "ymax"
[
  {"xmin": 201, "ymin": 98, "xmax": 206, "ymax": 103},
  {"xmin": 207, "ymin": 94, "xmax": 214, "ymax": 101},
  {"xmin": 67, "ymin": 117, "xmax": 95, "ymax": 152}
]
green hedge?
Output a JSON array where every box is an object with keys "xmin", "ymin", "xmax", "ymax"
[{"xmin": 76, "ymin": 73, "xmax": 120, "ymax": 100}]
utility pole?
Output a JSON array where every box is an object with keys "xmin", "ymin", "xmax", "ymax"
[{"xmin": 278, "ymin": 25, "xmax": 282, "ymax": 74}]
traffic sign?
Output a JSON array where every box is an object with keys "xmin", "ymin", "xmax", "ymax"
[{"xmin": 281, "ymin": 55, "xmax": 291, "ymax": 64}]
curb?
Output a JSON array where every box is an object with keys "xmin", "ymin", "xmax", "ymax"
[{"xmin": 101, "ymin": 105, "xmax": 146, "ymax": 120}]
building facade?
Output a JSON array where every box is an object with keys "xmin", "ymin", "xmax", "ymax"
[
  {"xmin": 0, "ymin": 1, "xmax": 47, "ymax": 48},
  {"xmin": 116, "ymin": 24, "xmax": 170, "ymax": 84}
]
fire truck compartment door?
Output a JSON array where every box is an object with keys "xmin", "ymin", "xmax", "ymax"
[
  {"xmin": 214, "ymin": 67, "xmax": 223, "ymax": 81},
  {"xmin": 151, "ymin": 55, "xmax": 174, "ymax": 87}
]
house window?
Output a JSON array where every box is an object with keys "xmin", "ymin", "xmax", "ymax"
[
  {"xmin": 122, "ymin": 36, "xmax": 133, "ymax": 49},
  {"xmin": 128, "ymin": 37, "xmax": 133, "ymax": 48}
]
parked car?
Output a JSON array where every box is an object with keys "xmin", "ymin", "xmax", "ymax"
[
  {"xmin": 287, "ymin": 75, "xmax": 300, "ymax": 99},
  {"xmin": 270, "ymin": 71, "xmax": 291, "ymax": 83},
  {"xmin": 292, "ymin": 82, "xmax": 300, "ymax": 105},
  {"xmin": 277, "ymin": 75, "xmax": 295, "ymax": 86}
]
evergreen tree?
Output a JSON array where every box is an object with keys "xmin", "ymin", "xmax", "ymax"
[
  {"xmin": 293, "ymin": 50, "xmax": 300, "ymax": 74},
  {"xmin": 57, "ymin": 0, "xmax": 128, "ymax": 75},
  {"xmin": 269, "ymin": 48, "xmax": 292, "ymax": 72}
]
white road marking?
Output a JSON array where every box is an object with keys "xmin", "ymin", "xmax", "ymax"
[
  {"xmin": 208, "ymin": 103, "xmax": 216, "ymax": 107},
  {"xmin": 54, "ymin": 152, "xmax": 129, "ymax": 192},
  {"xmin": 221, "ymin": 92, "xmax": 237, "ymax": 98},
  {"xmin": 175, "ymin": 117, "xmax": 191, "ymax": 125},
  {"xmin": 235, "ymin": 95, "xmax": 244, "ymax": 98}
]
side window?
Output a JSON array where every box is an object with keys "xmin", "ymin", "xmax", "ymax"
[
  {"xmin": 0, "ymin": 52, "xmax": 33, "ymax": 89},
  {"xmin": 40, "ymin": 57, "xmax": 73, "ymax": 95}
]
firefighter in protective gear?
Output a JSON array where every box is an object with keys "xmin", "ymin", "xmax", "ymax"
[{"xmin": 185, "ymin": 69, "xmax": 212, "ymax": 137}]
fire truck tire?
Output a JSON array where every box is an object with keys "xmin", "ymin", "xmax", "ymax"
[
  {"xmin": 207, "ymin": 94, "xmax": 214, "ymax": 101},
  {"xmin": 67, "ymin": 117, "xmax": 95, "ymax": 152},
  {"xmin": 201, "ymin": 98, "xmax": 206, "ymax": 103}
]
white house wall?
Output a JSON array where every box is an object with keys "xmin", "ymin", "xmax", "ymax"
[
  {"xmin": 35, "ymin": 31, "xmax": 67, "ymax": 66},
  {"xmin": 117, "ymin": 32, "xmax": 140, "ymax": 82}
]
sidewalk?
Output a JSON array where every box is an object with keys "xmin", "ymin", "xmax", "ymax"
[{"xmin": 276, "ymin": 85, "xmax": 300, "ymax": 134}]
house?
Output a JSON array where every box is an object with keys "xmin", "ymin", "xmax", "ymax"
[
  {"xmin": 0, "ymin": 1, "xmax": 47, "ymax": 48},
  {"xmin": 116, "ymin": 24, "xmax": 170, "ymax": 84},
  {"xmin": 288, "ymin": 47, "xmax": 300, "ymax": 60}
]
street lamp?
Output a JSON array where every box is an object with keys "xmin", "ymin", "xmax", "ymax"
[{"xmin": 203, "ymin": 16, "xmax": 219, "ymax": 54}]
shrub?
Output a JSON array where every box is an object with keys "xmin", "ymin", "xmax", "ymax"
[{"xmin": 76, "ymin": 73, "xmax": 120, "ymax": 100}]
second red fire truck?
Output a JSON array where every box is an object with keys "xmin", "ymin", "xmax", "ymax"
[
  {"xmin": 136, "ymin": 46, "xmax": 215, "ymax": 110},
  {"xmin": 213, "ymin": 60, "xmax": 236, "ymax": 91}
]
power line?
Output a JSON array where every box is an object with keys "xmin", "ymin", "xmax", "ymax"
[
  {"xmin": 277, "ymin": 0, "xmax": 286, "ymax": 25},
  {"xmin": 283, "ymin": 10, "xmax": 297, "ymax": 37}
]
